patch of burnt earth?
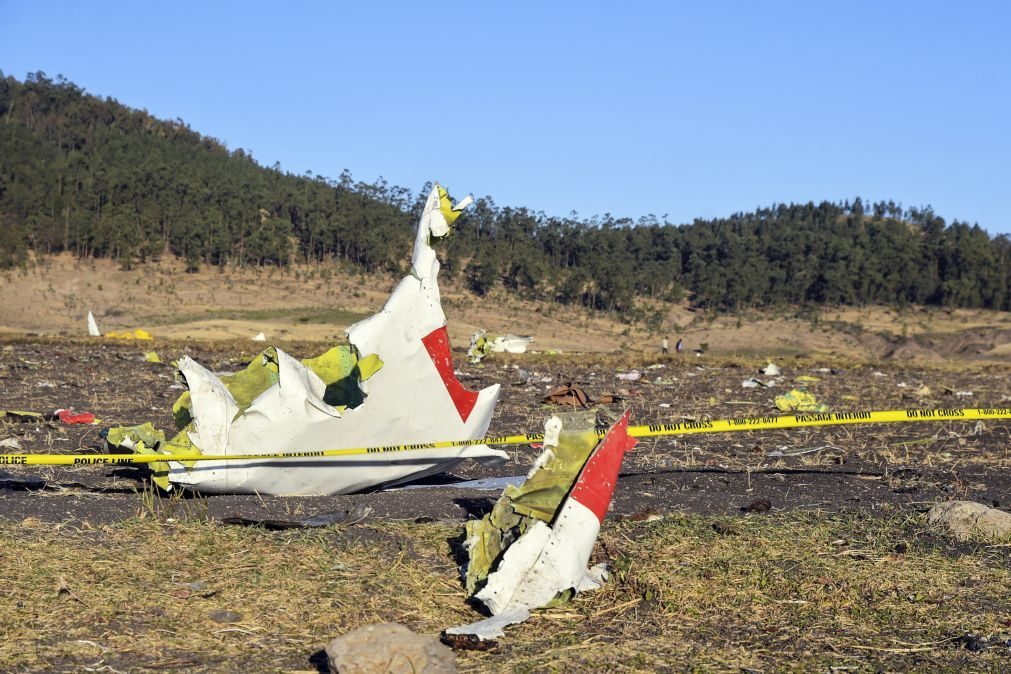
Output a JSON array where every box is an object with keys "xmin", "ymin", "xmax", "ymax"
[{"xmin": 2, "ymin": 336, "xmax": 1010, "ymax": 525}]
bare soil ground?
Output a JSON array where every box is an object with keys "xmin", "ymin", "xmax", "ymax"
[
  {"xmin": 5, "ymin": 253, "xmax": 1011, "ymax": 361},
  {"xmin": 1, "ymin": 336, "xmax": 1010, "ymax": 671}
]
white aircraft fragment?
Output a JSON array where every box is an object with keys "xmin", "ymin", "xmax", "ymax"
[
  {"xmin": 449, "ymin": 409, "xmax": 637, "ymax": 639},
  {"xmin": 111, "ymin": 184, "xmax": 504, "ymax": 496},
  {"xmin": 87, "ymin": 311, "xmax": 101, "ymax": 337},
  {"xmin": 490, "ymin": 334, "xmax": 534, "ymax": 354},
  {"xmin": 251, "ymin": 332, "xmax": 266, "ymax": 342},
  {"xmin": 468, "ymin": 330, "xmax": 534, "ymax": 363}
]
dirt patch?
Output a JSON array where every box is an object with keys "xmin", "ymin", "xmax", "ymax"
[
  {"xmin": 2, "ymin": 337, "xmax": 1010, "ymax": 526},
  {"xmin": 6, "ymin": 254, "xmax": 1011, "ymax": 360}
]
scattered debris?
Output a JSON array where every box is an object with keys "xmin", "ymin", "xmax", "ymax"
[
  {"xmin": 616, "ymin": 370, "xmax": 642, "ymax": 382},
  {"xmin": 0, "ymin": 438, "xmax": 21, "ymax": 450},
  {"xmin": 143, "ymin": 351, "xmax": 161, "ymax": 363},
  {"xmin": 87, "ymin": 311, "xmax": 100, "ymax": 337},
  {"xmin": 450, "ymin": 410, "xmax": 636, "ymax": 640},
  {"xmin": 106, "ymin": 184, "xmax": 505, "ymax": 496},
  {"xmin": 767, "ymin": 444, "xmax": 839, "ymax": 458},
  {"xmin": 955, "ymin": 390, "xmax": 974, "ymax": 398},
  {"xmin": 927, "ymin": 501, "xmax": 1011, "ymax": 541},
  {"xmin": 761, "ymin": 362, "xmax": 782, "ymax": 376},
  {"xmin": 595, "ymin": 393, "xmax": 625, "ymax": 404},
  {"xmin": 774, "ymin": 389, "xmax": 828, "ymax": 413},
  {"xmin": 399, "ymin": 476, "xmax": 525, "ymax": 491},
  {"xmin": 104, "ymin": 328, "xmax": 154, "ymax": 340},
  {"xmin": 542, "ymin": 383, "xmax": 591, "ymax": 407},
  {"xmin": 251, "ymin": 332, "xmax": 266, "ymax": 342},
  {"xmin": 55, "ymin": 408, "xmax": 98, "ymax": 425},
  {"xmin": 467, "ymin": 330, "xmax": 534, "ymax": 363},
  {"xmin": 327, "ymin": 623, "xmax": 456, "ymax": 674}
]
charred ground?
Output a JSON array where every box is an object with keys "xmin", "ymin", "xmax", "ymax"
[{"xmin": 2, "ymin": 337, "xmax": 1009, "ymax": 524}]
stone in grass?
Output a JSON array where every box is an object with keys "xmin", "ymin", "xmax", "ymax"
[
  {"xmin": 209, "ymin": 610, "xmax": 242, "ymax": 623},
  {"xmin": 927, "ymin": 501, "xmax": 1011, "ymax": 542},
  {"xmin": 327, "ymin": 623, "xmax": 456, "ymax": 674}
]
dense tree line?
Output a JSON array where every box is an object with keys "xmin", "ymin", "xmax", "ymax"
[{"xmin": 2, "ymin": 72, "xmax": 1010, "ymax": 314}]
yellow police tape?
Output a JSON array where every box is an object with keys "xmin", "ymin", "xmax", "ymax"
[{"xmin": 0, "ymin": 407, "xmax": 1008, "ymax": 467}]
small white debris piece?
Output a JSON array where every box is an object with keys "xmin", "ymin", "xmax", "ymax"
[
  {"xmin": 489, "ymin": 334, "xmax": 534, "ymax": 354},
  {"xmin": 525, "ymin": 448, "xmax": 556, "ymax": 479},
  {"xmin": 444, "ymin": 609, "xmax": 531, "ymax": 641},
  {"xmin": 0, "ymin": 438, "xmax": 21, "ymax": 450},
  {"xmin": 580, "ymin": 563, "xmax": 610, "ymax": 590},
  {"xmin": 761, "ymin": 362, "xmax": 782, "ymax": 376},
  {"xmin": 542, "ymin": 416, "xmax": 562, "ymax": 449},
  {"xmin": 616, "ymin": 370, "xmax": 642, "ymax": 381},
  {"xmin": 251, "ymin": 332, "xmax": 266, "ymax": 342},
  {"xmin": 87, "ymin": 311, "xmax": 101, "ymax": 337},
  {"xmin": 955, "ymin": 390, "xmax": 973, "ymax": 398}
]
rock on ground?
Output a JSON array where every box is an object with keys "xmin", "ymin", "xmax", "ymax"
[
  {"xmin": 326, "ymin": 623, "xmax": 456, "ymax": 674},
  {"xmin": 927, "ymin": 501, "xmax": 1011, "ymax": 541}
]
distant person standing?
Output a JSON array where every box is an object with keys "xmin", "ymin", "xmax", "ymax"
[
  {"xmin": 661, "ymin": 336, "xmax": 669, "ymax": 354},
  {"xmin": 675, "ymin": 337, "xmax": 683, "ymax": 354}
]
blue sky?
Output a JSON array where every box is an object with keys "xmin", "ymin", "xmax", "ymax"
[{"xmin": 2, "ymin": 1, "xmax": 1009, "ymax": 234}]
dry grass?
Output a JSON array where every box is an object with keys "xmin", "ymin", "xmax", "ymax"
[
  {"xmin": 2, "ymin": 511, "xmax": 1009, "ymax": 672},
  {"xmin": 4, "ymin": 253, "xmax": 1011, "ymax": 360}
]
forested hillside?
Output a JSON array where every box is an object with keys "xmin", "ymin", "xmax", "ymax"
[{"xmin": 2, "ymin": 71, "xmax": 1009, "ymax": 314}]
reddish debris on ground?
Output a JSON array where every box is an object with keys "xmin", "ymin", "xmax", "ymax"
[{"xmin": 55, "ymin": 408, "xmax": 97, "ymax": 425}]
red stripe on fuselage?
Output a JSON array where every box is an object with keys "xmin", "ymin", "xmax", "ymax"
[
  {"xmin": 421, "ymin": 326, "xmax": 479, "ymax": 423},
  {"xmin": 568, "ymin": 408, "xmax": 636, "ymax": 523}
]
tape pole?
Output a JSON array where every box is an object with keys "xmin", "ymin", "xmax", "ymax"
[{"xmin": 0, "ymin": 407, "xmax": 1009, "ymax": 467}]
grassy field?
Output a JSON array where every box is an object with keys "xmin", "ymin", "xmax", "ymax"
[{"xmin": 3, "ymin": 510, "xmax": 1009, "ymax": 672}]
